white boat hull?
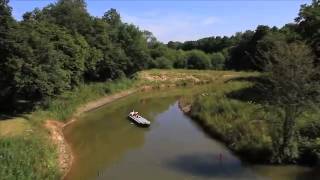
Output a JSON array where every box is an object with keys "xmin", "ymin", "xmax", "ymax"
[{"xmin": 128, "ymin": 115, "xmax": 150, "ymax": 127}]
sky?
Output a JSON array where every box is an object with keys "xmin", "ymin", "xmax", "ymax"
[{"xmin": 9, "ymin": 0, "xmax": 311, "ymax": 43}]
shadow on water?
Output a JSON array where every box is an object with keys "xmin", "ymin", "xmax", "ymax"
[
  {"xmin": 166, "ymin": 153, "xmax": 244, "ymax": 178},
  {"xmin": 296, "ymin": 167, "xmax": 320, "ymax": 180}
]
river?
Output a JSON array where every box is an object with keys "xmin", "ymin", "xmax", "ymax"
[{"xmin": 63, "ymin": 86, "xmax": 318, "ymax": 180}]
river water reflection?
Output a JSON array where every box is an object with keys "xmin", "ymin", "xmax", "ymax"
[{"xmin": 64, "ymin": 86, "xmax": 318, "ymax": 180}]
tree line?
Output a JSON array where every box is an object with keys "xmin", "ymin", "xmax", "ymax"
[
  {"xmin": 167, "ymin": 0, "xmax": 320, "ymax": 72},
  {"xmin": 169, "ymin": 0, "xmax": 320, "ymax": 163},
  {"xmin": 0, "ymin": 0, "xmax": 230, "ymax": 111},
  {"xmin": 0, "ymin": 0, "xmax": 319, "ymax": 111},
  {"xmin": 0, "ymin": 0, "xmax": 319, "ymax": 165}
]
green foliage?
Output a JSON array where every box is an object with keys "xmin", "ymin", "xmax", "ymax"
[
  {"xmin": 35, "ymin": 0, "xmax": 92, "ymax": 34},
  {"xmin": 0, "ymin": 0, "xmax": 154, "ymax": 110},
  {"xmin": 210, "ymin": 52, "xmax": 225, "ymax": 70},
  {"xmin": 0, "ymin": 135, "xmax": 60, "ymax": 180},
  {"xmin": 0, "ymin": 0, "xmax": 16, "ymax": 109},
  {"xmin": 186, "ymin": 50, "xmax": 211, "ymax": 69},
  {"xmin": 2, "ymin": 21, "xmax": 88, "ymax": 104},
  {"xmin": 296, "ymin": 0, "xmax": 320, "ymax": 64},
  {"xmin": 154, "ymin": 57, "xmax": 173, "ymax": 69},
  {"xmin": 258, "ymin": 41, "xmax": 320, "ymax": 163},
  {"xmin": 168, "ymin": 35, "xmax": 239, "ymax": 53},
  {"xmin": 39, "ymin": 78, "xmax": 134, "ymax": 121},
  {"xmin": 190, "ymin": 81, "xmax": 273, "ymax": 162}
]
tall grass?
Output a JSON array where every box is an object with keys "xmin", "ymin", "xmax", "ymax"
[
  {"xmin": 32, "ymin": 78, "xmax": 135, "ymax": 122},
  {"xmin": 0, "ymin": 78, "xmax": 134, "ymax": 180},
  {"xmin": 0, "ymin": 135, "xmax": 60, "ymax": 180},
  {"xmin": 190, "ymin": 81, "xmax": 273, "ymax": 162}
]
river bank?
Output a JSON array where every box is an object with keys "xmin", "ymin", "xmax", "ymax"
[
  {"xmin": 63, "ymin": 81, "xmax": 320, "ymax": 180},
  {"xmin": 51, "ymin": 70, "xmax": 254, "ymax": 178},
  {"xmin": 0, "ymin": 70, "xmax": 256, "ymax": 179},
  {"xmin": 45, "ymin": 88, "xmax": 139, "ymax": 178},
  {"xmin": 178, "ymin": 78, "xmax": 320, "ymax": 165}
]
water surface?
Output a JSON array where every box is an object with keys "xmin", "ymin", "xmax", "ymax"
[{"xmin": 64, "ymin": 87, "xmax": 318, "ymax": 180}]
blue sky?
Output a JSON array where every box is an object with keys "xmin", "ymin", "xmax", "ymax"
[{"xmin": 9, "ymin": 0, "xmax": 311, "ymax": 43}]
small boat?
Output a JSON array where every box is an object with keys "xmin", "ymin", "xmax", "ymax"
[{"xmin": 128, "ymin": 110, "xmax": 150, "ymax": 127}]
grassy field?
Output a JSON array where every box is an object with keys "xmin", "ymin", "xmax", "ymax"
[{"xmin": 0, "ymin": 69, "xmax": 262, "ymax": 179}]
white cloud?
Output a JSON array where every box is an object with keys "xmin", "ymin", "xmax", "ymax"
[{"xmin": 121, "ymin": 12, "xmax": 221, "ymax": 43}]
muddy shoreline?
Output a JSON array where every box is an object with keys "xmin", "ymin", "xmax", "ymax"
[
  {"xmin": 46, "ymin": 85, "xmax": 188, "ymax": 179},
  {"xmin": 45, "ymin": 88, "xmax": 140, "ymax": 179}
]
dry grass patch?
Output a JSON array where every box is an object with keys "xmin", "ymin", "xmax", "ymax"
[{"xmin": 0, "ymin": 118, "xmax": 31, "ymax": 137}]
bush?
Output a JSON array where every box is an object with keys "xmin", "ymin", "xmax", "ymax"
[
  {"xmin": 210, "ymin": 52, "xmax": 225, "ymax": 70},
  {"xmin": 155, "ymin": 57, "xmax": 173, "ymax": 69},
  {"xmin": 186, "ymin": 50, "xmax": 211, "ymax": 69}
]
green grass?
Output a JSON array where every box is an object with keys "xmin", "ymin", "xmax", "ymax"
[
  {"xmin": 32, "ymin": 78, "xmax": 135, "ymax": 122},
  {"xmin": 0, "ymin": 134, "xmax": 60, "ymax": 180},
  {"xmin": 186, "ymin": 75, "xmax": 320, "ymax": 164},
  {"xmin": 0, "ymin": 78, "xmax": 135, "ymax": 180},
  {"xmin": 189, "ymin": 80, "xmax": 273, "ymax": 162}
]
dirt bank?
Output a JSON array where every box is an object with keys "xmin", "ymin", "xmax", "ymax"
[
  {"xmin": 44, "ymin": 120, "xmax": 73, "ymax": 179},
  {"xmin": 45, "ymin": 88, "xmax": 140, "ymax": 179},
  {"xmin": 178, "ymin": 100, "xmax": 192, "ymax": 114},
  {"xmin": 63, "ymin": 88, "xmax": 138, "ymax": 128},
  {"xmin": 45, "ymin": 72, "xmax": 227, "ymax": 179}
]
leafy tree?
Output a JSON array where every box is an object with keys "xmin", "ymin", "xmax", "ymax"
[
  {"xmin": 186, "ymin": 50, "xmax": 211, "ymax": 69},
  {"xmin": 154, "ymin": 57, "xmax": 173, "ymax": 69},
  {"xmin": 143, "ymin": 30, "xmax": 158, "ymax": 48},
  {"xmin": 296, "ymin": 0, "xmax": 320, "ymax": 64},
  {"xmin": 103, "ymin": 8, "xmax": 121, "ymax": 27},
  {"xmin": 35, "ymin": 0, "xmax": 92, "ymax": 34},
  {"xmin": 0, "ymin": 0, "xmax": 17, "ymax": 109},
  {"xmin": 2, "ymin": 21, "xmax": 89, "ymax": 105},
  {"xmin": 226, "ymin": 30, "xmax": 255, "ymax": 70},
  {"xmin": 167, "ymin": 41, "xmax": 182, "ymax": 50},
  {"xmin": 117, "ymin": 23, "xmax": 152, "ymax": 75},
  {"xmin": 210, "ymin": 52, "xmax": 225, "ymax": 70},
  {"xmin": 259, "ymin": 41, "xmax": 320, "ymax": 163}
]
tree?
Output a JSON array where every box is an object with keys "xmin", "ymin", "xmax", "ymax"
[
  {"xmin": 1, "ymin": 20, "xmax": 90, "ymax": 105},
  {"xmin": 0, "ymin": 0, "xmax": 17, "ymax": 109},
  {"xmin": 186, "ymin": 50, "xmax": 211, "ymax": 69},
  {"xmin": 210, "ymin": 52, "xmax": 225, "ymax": 70},
  {"xmin": 259, "ymin": 41, "xmax": 320, "ymax": 163},
  {"xmin": 103, "ymin": 8, "xmax": 121, "ymax": 27},
  {"xmin": 296, "ymin": 0, "xmax": 320, "ymax": 65},
  {"xmin": 117, "ymin": 23, "xmax": 152, "ymax": 75},
  {"xmin": 167, "ymin": 41, "xmax": 182, "ymax": 50},
  {"xmin": 154, "ymin": 57, "xmax": 173, "ymax": 69},
  {"xmin": 34, "ymin": 0, "xmax": 92, "ymax": 34},
  {"xmin": 143, "ymin": 30, "xmax": 158, "ymax": 48},
  {"xmin": 225, "ymin": 30, "xmax": 255, "ymax": 70}
]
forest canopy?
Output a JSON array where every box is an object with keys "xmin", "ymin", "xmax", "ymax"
[{"xmin": 0, "ymin": 0, "xmax": 319, "ymax": 111}]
